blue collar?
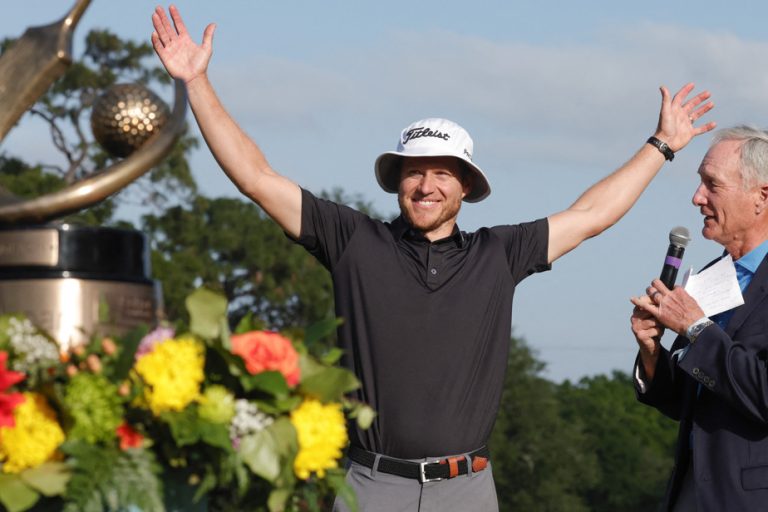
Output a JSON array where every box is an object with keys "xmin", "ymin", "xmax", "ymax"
[{"xmin": 734, "ymin": 238, "xmax": 768, "ymax": 274}]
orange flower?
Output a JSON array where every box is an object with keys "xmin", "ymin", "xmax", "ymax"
[
  {"xmin": 116, "ymin": 422, "xmax": 144, "ymax": 450},
  {"xmin": 231, "ymin": 331, "xmax": 301, "ymax": 387}
]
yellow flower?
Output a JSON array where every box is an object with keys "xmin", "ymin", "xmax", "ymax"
[
  {"xmin": 134, "ymin": 336, "xmax": 204, "ymax": 415},
  {"xmin": 290, "ymin": 399, "xmax": 347, "ymax": 479},
  {"xmin": 0, "ymin": 392, "xmax": 64, "ymax": 473}
]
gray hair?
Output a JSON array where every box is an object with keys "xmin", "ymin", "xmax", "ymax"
[{"xmin": 712, "ymin": 125, "xmax": 768, "ymax": 189}]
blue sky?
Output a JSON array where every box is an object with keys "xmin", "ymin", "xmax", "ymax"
[{"xmin": 3, "ymin": 1, "xmax": 768, "ymax": 381}]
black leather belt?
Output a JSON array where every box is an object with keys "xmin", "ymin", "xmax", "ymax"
[{"xmin": 348, "ymin": 445, "xmax": 490, "ymax": 484}]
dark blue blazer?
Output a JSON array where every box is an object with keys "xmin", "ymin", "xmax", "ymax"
[{"xmin": 636, "ymin": 254, "xmax": 768, "ymax": 512}]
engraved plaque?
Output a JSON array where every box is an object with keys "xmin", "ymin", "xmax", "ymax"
[{"xmin": 0, "ymin": 229, "xmax": 58, "ymax": 266}]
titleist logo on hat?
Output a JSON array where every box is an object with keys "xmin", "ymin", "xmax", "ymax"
[{"xmin": 402, "ymin": 127, "xmax": 451, "ymax": 144}]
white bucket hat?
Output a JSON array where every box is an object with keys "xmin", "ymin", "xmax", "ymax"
[{"xmin": 374, "ymin": 118, "xmax": 491, "ymax": 202}]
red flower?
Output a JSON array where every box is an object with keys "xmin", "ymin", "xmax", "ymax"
[
  {"xmin": 116, "ymin": 421, "xmax": 144, "ymax": 450},
  {"xmin": 0, "ymin": 351, "xmax": 25, "ymax": 428},
  {"xmin": 231, "ymin": 331, "xmax": 301, "ymax": 386}
]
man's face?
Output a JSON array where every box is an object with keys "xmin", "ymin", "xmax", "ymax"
[
  {"xmin": 692, "ymin": 140, "xmax": 761, "ymax": 248},
  {"xmin": 397, "ymin": 156, "xmax": 469, "ymax": 241}
]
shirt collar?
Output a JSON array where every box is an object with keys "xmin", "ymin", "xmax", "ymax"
[
  {"xmin": 733, "ymin": 238, "xmax": 768, "ymax": 274},
  {"xmin": 391, "ymin": 215, "xmax": 465, "ymax": 247}
]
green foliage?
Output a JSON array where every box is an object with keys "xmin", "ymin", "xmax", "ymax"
[
  {"xmin": 142, "ymin": 196, "xmax": 335, "ymax": 335},
  {"xmin": 557, "ymin": 371, "xmax": 677, "ymax": 512},
  {"xmin": 490, "ymin": 337, "xmax": 598, "ymax": 512},
  {"xmin": 60, "ymin": 442, "xmax": 163, "ymax": 512}
]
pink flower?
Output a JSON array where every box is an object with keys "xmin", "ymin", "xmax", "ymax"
[
  {"xmin": 231, "ymin": 331, "xmax": 301, "ymax": 387},
  {"xmin": 0, "ymin": 351, "xmax": 26, "ymax": 428},
  {"xmin": 135, "ymin": 326, "xmax": 175, "ymax": 359}
]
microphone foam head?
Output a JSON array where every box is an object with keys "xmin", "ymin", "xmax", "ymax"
[{"xmin": 669, "ymin": 226, "xmax": 691, "ymax": 248}]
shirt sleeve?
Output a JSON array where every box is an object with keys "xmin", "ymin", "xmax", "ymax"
[
  {"xmin": 491, "ymin": 218, "xmax": 551, "ymax": 285},
  {"xmin": 294, "ymin": 188, "xmax": 368, "ymax": 271}
]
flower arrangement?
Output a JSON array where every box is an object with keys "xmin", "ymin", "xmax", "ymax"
[{"xmin": 0, "ymin": 289, "xmax": 373, "ymax": 512}]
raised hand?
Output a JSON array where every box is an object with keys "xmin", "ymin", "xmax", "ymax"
[
  {"xmin": 654, "ymin": 83, "xmax": 716, "ymax": 152},
  {"xmin": 151, "ymin": 5, "xmax": 215, "ymax": 84}
]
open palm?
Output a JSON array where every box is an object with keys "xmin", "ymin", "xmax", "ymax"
[{"xmin": 151, "ymin": 5, "xmax": 215, "ymax": 84}]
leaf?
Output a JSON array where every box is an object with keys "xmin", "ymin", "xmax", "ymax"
[
  {"xmin": 163, "ymin": 409, "xmax": 202, "ymax": 446},
  {"xmin": 267, "ymin": 488, "xmax": 292, "ymax": 512},
  {"xmin": 19, "ymin": 462, "xmax": 70, "ymax": 496},
  {"xmin": 199, "ymin": 421, "xmax": 233, "ymax": 452},
  {"xmin": 320, "ymin": 347, "xmax": 344, "ymax": 366},
  {"xmin": 299, "ymin": 367, "xmax": 360, "ymax": 403},
  {"xmin": 354, "ymin": 404, "xmax": 376, "ymax": 430},
  {"xmin": 111, "ymin": 325, "xmax": 147, "ymax": 382},
  {"xmin": 298, "ymin": 353, "xmax": 326, "ymax": 381},
  {"xmin": 0, "ymin": 474, "xmax": 39, "ymax": 512},
  {"xmin": 185, "ymin": 288, "xmax": 228, "ymax": 339},
  {"xmin": 304, "ymin": 317, "xmax": 343, "ymax": 347},
  {"xmin": 240, "ymin": 371, "xmax": 289, "ymax": 397},
  {"xmin": 239, "ymin": 429, "xmax": 281, "ymax": 483}
]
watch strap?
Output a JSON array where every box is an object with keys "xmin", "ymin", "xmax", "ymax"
[
  {"xmin": 686, "ymin": 317, "xmax": 713, "ymax": 343},
  {"xmin": 647, "ymin": 136, "xmax": 675, "ymax": 161}
]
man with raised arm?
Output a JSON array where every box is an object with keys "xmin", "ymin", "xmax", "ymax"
[
  {"xmin": 631, "ymin": 126, "xmax": 768, "ymax": 511},
  {"xmin": 151, "ymin": 5, "xmax": 715, "ymax": 511}
]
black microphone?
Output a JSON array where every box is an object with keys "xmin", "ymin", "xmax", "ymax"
[{"xmin": 659, "ymin": 226, "xmax": 691, "ymax": 289}]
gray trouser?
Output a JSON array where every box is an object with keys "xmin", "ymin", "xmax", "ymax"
[{"xmin": 332, "ymin": 452, "xmax": 499, "ymax": 512}]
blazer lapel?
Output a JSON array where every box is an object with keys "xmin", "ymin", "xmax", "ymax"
[{"xmin": 726, "ymin": 255, "xmax": 768, "ymax": 336}]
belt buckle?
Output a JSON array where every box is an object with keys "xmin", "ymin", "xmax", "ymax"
[{"xmin": 419, "ymin": 461, "xmax": 443, "ymax": 483}]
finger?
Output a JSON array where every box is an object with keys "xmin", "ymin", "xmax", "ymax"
[
  {"xmin": 689, "ymin": 101, "xmax": 714, "ymax": 121},
  {"xmin": 682, "ymin": 90, "xmax": 712, "ymax": 112},
  {"xmin": 671, "ymin": 82, "xmax": 695, "ymax": 107},
  {"xmin": 694, "ymin": 120, "xmax": 717, "ymax": 135},
  {"xmin": 152, "ymin": 10, "xmax": 170, "ymax": 44},
  {"xmin": 151, "ymin": 31, "xmax": 163, "ymax": 51},
  {"xmin": 158, "ymin": 5, "xmax": 177, "ymax": 40},
  {"xmin": 659, "ymin": 85, "xmax": 671, "ymax": 109},
  {"xmin": 169, "ymin": 5, "xmax": 188, "ymax": 36},
  {"xmin": 652, "ymin": 279, "xmax": 672, "ymax": 294},
  {"xmin": 631, "ymin": 295, "xmax": 655, "ymax": 310},
  {"xmin": 202, "ymin": 23, "xmax": 216, "ymax": 50}
]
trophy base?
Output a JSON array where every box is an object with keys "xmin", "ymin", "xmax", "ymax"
[
  {"xmin": 0, "ymin": 278, "xmax": 159, "ymax": 351},
  {"xmin": 0, "ymin": 224, "xmax": 160, "ymax": 351}
]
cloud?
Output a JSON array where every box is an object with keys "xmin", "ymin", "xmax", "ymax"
[{"xmin": 211, "ymin": 22, "xmax": 768, "ymax": 171}]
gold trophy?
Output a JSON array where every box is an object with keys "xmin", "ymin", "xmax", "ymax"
[{"xmin": 0, "ymin": 0, "xmax": 187, "ymax": 350}]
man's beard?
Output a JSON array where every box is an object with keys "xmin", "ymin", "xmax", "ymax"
[{"xmin": 398, "ymin": 195, "xmax": 462, "ymax": 235}]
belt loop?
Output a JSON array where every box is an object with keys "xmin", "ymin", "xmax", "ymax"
[
  {"xmin": 464, "ymin": 454, "xmax": 475, "ymax": 478},
  {"xmin": 371, "ymin": 454, "xmax": 382, "ymax": 478}
]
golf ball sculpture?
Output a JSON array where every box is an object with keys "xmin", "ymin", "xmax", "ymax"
[{"xmin": 90, "ymin": 83, "xmax": 170, "ymax": 158}]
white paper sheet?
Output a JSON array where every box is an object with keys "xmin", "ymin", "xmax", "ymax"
[{"xmin": 681, "ymin": 255, "xmax": 744, "ymax": 317}]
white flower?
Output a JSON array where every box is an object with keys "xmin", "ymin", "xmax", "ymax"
[
  {"xmin": 7, "ymin": 317, "xmax": 59, "ymax": 372},
  {"xmin": 229, "ymin": 399, "xmax": 274, "ymax": 443}
]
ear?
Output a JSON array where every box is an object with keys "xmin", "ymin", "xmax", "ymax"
[
  {"xmin": 756, "ymin": 183, "xmax": 768, "ymax": 215},
  {"xmin": 460, "ymin": 165, "xmax": 473, "ymax": 199}
]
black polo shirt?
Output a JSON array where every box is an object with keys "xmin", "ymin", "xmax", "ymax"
[{"xmin": 296, "ymin": 188, "xmax": 550, "ymax": 459}]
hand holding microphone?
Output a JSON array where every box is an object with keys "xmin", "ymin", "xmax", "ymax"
[{"xmin": 659, "ymin": 226, "xmax": 691, "ymax": 289}]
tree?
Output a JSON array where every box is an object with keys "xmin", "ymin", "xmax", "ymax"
[
  {"xmin": 142, "ymin": 189, "xmax": 389, "ymax": 336},
  {"xmin": 0, "ymin": 29, "xmax": 197, "ymax": 223},
  {"xmin": 143, "ymin": 195, "xmax": 333, "ymax": 332},
  {"xmin": 557, "ymin": 371, "xmax": 678, "ymax": 512},
  {"xmin": 490, "ymin": 336, "xmax": 599, "ymax": 511}
]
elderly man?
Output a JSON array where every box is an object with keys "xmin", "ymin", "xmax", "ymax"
[
  {"xmin": 151, "ymin": 5, "xmax": 715, "ymax": 511},
  {"xmin": 631, "ymin": 126, "xmax": 768, "ymax": 512}
]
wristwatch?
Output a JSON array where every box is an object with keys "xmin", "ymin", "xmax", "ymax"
[
  {"xmin": 686, "ymin": 317, "xmax": 713, "ymax": 343},
  {"xmin": 647, "ymin": 136, "xmax": 675, "ymax": 161}
]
